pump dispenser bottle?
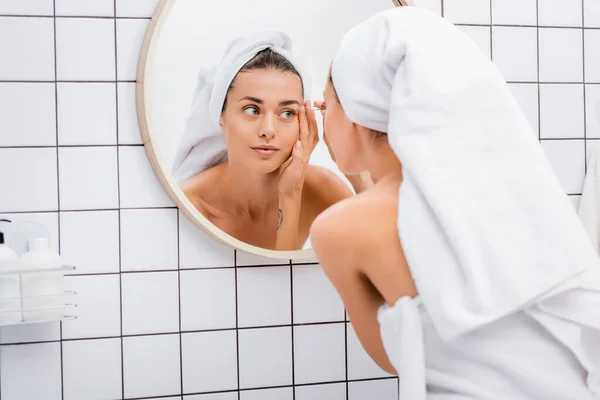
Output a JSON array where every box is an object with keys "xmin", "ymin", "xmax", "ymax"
[{"xmin": 0, "ymin": 219, "xmax": 22, "ymax": 324}]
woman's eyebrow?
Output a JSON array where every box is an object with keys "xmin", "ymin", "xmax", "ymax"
[
  {"xmin": 238, "ymin": 96, "xmax": 263, "ymax": 103},
  {"xmin": 279, "ymin": 100, "xmax": 301, "ymax": 106}
]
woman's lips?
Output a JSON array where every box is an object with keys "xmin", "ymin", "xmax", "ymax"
[{"xmin": 252, "ymin": 147, "xmax": 278, "ymax": 157}]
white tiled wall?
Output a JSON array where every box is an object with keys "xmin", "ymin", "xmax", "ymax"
[{"xmin": 0, "ymin": 0, "xmax": 595, "ymax": 399}]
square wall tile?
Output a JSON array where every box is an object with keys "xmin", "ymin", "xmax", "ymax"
[
  {"xmin": 0, "ymin": 212, "xmax": 59, "ymax": 258},
  {"xmin": 293, "ymin": 264, "xmax": 344, "ymax": 324},
  {"xmin": 0, "ymin": 83, "xmax": 56, "ymax": 147},
  {"xmin": 294, "ymin": 324, "xmax": 346, "ymax": 384},
  {"xmin": 0, "ymin": 321, "xmax": 60, "ymax": 344},
  {"xmin": 238, "ymin": 327, "xmax": 292, "ymax": 389},
  {"xmin": 347, "ymin": 324, "xmax": 392, "ymax": 380},
  {"xmin": 179, "ymin": 211, "xmax": 235, "ymax": 269},
  {"xmin": 116, "ymin": 0, "xmax": 161, "ymax": 17},
  {"xmin": 236, "ymin": 250, "xmax": 289, "ymax": 266},
  {"xmin": 237, "ymin": 266, "xmax": 291, "ymax": 327},
  {"xmin": 241, "ymin": 388, "xmax": 293, "ymax": 400},
  {"xmin": 121, "ymin": 271, "xmax": 179, "ymax": 335},
  {"xmin": 412, "ymin": 0, "xmax": 442, "ymax": 16},
  {"xmin": 185, "ymin": 394, "xmax": 238, "ymax": 400},
  {"xmin": 62, "ymin": 338, "xmax": 122, "ymax": 400},
  {"xmin": 0, "ymin": 0, "xmax": 53, "ymax": 15},
  {"xmin": 540, "ymin": 139, "xmax": 585, "ymax": 194},
  {"xmin": 58, "ymin": 146, "xmax": 119, "ymax": 210},
  {"xmin": 56, "ymin": 18, "xmax": 116, "ymax": 81},
  {"xmin": 586, "ymin": 85, "xmax": 600, "ymax": 138},
  {"xmin": 491, "ymin": 0, "xmax": 537, "ymax": 26},
  {"xmin": 585, "ymin": 0, "xmax": 600, "ymax": 27},
  {"xmin": 585, "ymin": 30, "xmax": 600, "ymax": 83},
  {"xmin": 62, "ymin": 274, "xmax": 121, "ymax": 339},
  {"xmin": 120, "ymin": 208, "xmax": 178, "ymax": 271},
  {"xmin": 0, "ymin": 17, "xmax": 54, "ymax": 80},
  {"xmin": 118, "ymin": 82, "xmax": 143, "ymax": 144},
  {"xmin": 182, "ymin": 331, "xmax": 238, "ymax": 393},
  {"xmin": 492, "ymin": 27, "xmax": 538, "ymax": 82},
  {"xmin": 538, "ymin": 0, "xmax": 582, "ymax": 27},
  {"xmin": 348, "ymin": 379, "xmax": 398, "ymax": 400},
  {"xmin": 55, "ymin": 0, "xmax": 114, "ymax": 16},
  {"xmin": 539, "ymin": 28, "xmax": 583, "ymax": 82},
  {"xmin": 443, "ymin": 0, "xmax": 490, "ymax": 24},
  {"xmin": 123, "ymin": 334, "xmax": 181, "ymax": 398},
  {"xmin": 540, "ymin": 84, "xmax": 585, "ymax": 139},
  {"xmin": 60, "ymin": 210, "xmax": 120, "ymax": 274},
  {"xmin": 0, "ymin": 148, "xmax": 58, "ymax": 212},
  {"xmin": 459, "ymin": 26, "xmax": 490, "ymax": 59},
  {"xmin": 507, "ymin": 83, "xmax": 539, "ymax": 136},
  {"xmin": 57, "ymin": 83, "xmax": 117, "ymax": 145},
  {"xmin": 0, "ymin": 342, "xmax": 62, "ymax": 400},
  {"xmin": 180, "ymin": 269, "xmax": 236, "ymax": 331},
  {"xmin": 118, "ymin": 146, "xmax": 174, "ymax": 208},
  {"xmin": 295, "ymin": 383, "xmax": 346, "ymax": 400},
  {"xmin": 116, "ymin": 19, "xmax": 149, "ymax": 81}
]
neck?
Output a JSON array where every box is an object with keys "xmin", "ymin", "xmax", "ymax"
[
  {"xmin": 222, "ymin": 161, "xmax": 280, "ymax": 218},
  {"xmin": 364, "ymin": 139, "xmax": 403, "ymax": 184}
]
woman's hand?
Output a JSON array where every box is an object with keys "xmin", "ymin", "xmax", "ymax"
[
  {"xmin": 313, "ymin": 101, "xmax": 336, "ymax": 163},
  {"xmin": 277, "ymin": 100, "xmax": 319, "ymax": 196}
]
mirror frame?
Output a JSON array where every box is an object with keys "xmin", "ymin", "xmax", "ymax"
[{"xmin": 136, "ymin": 0, "xmax": 414, "ymax": 260}]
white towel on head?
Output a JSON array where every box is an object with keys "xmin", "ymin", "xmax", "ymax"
[
  {"xmin": 331, "ymin": 6, "xmax": 600, "ymax": 341},
  {"xmin": 171, "ymin": 30, "xmax": 311, "ymax": 183}
]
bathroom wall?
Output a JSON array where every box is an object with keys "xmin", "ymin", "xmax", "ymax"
[{"xmin": 0, "ymin": 0, "xmax": 598, "ymax": 399}]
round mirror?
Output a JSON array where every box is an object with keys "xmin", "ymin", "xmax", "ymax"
[{"xmin": 137, "ymin": 0, "xmax": 410, "ymax": 259}]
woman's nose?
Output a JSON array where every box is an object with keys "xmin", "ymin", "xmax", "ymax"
[{"xmin": 259, "ymin": 115, "xmax": 276, "ymax": 138}]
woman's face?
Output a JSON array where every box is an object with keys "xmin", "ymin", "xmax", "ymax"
[
  {"xmin": 219, "ymin": 68, "xmax": 303, "ymax": 174},
  {"xmin": 322, "ymin": 79, "xmax": 362, "ymax": 175}
]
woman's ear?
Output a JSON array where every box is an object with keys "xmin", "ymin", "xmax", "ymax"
[{"xmin": 219, "ymin": 114, "xmax": 224, "ymax": 129}]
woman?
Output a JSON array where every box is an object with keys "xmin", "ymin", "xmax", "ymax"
[
  {"xmin": 172, "ymin": 31, "xmax": 370, "ymax": 250},
  {"xmin": 311, "ymin": 6, "xmax": 600, "ymax": 399}
]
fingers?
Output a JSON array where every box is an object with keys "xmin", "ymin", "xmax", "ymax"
[
  {"xmin": 305, "ymin": 101, "xmax": 319, "ymax": 145},
  {"xmin": 313, "ymin": 100, "xmax": 326, "ymax": 118}
]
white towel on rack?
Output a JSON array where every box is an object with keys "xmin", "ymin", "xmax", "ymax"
[{"xmin": 579, "ymin": 145, "xmax": 600, "ymax": 255}]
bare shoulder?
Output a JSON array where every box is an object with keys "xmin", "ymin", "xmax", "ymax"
[
  {"xmin": 302, "ymin": 165, "xmax": 354, "ymax": 214},
  {"xmin": 179, "ymin": 167, "xmax": 223, "ymax": 215},
  {"xmin": 305, "ymin": 165, "xmax": 353, "ymax": 196},
  {"xmin": 310, "ymin": 184, "xmax": 397, "ymax": 258},
  {"xmin": 310, "ymin": 179, "xmax": 416, "ymax": 302}
]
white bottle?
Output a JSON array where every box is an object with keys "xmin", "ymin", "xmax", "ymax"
[
  {"xmin": 20, "ymin": 238, "xmax": 65, "ymax": 322},
  {"xmin": 0, "ymin": 219, "xmax": 22, "ymax": 325}
]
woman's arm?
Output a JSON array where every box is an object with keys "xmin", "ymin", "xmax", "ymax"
[
  {"xmin": 276, "ymin": 191, "xmax": 303, "ymax": 250},
  {"xmin": 309, "ymin": 200, "xmax": 398, "ymax": 375}
]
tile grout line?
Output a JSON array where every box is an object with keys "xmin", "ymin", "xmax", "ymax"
[
  {"xmin": 289, "ymin": 259, "xmax": 295, "ymax": 399},
  {"xmin": 489, "ymin": 0, "xmax": 493, "ymax": 61},
  {"xmin": 0, "ymin": 321, "xmax": 350, "ymax": 347},
  {"xmin": 536, "ymin": 0, "xmax": 542, "ymax": 142},
  {"xmin": 111, "ymin": 1, "xmax": 126, "ymax": 398},
  {"xmin": 582, "ymin": 0, "xmax": 588, "ymax": 174},
  {"xmin": 52, "ymin": 0, "xmax": 66, "ymax": 398},
  {"xmin": 177, "ymin": 211, "xmax": 184, "ymax": 397},
  {"xmin": 234, "ymin": 250, "xmax": 241, "ymax": 400},
  {"xmin": 116, "ymin": 376, "xmax": 398, "ymax": 400},
  {"xmin": 0, "ymin": 14, "xmax": 150, "ymax": 19},
  {"xmin": 344, "ymin": 311, "xmax": 349, "ymax": 399}
]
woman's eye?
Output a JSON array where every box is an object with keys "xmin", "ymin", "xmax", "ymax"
[
  {"xmin": 280, "ymin": 110, "xmax": 296, "ymax": 119},
  {"xmin": 244, "ymin": 106, "xmax": 259, "ymax": 116}
]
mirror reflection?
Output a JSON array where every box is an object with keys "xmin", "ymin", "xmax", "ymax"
[{"xmin": 147, "ymin": 0, "xmax": 396, "ymax": 251}]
